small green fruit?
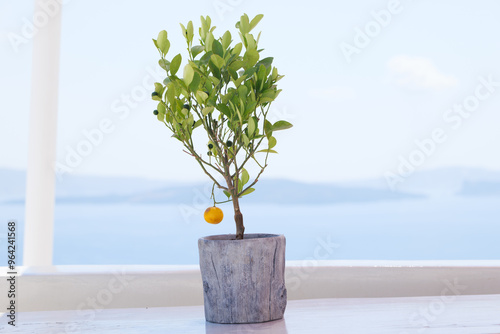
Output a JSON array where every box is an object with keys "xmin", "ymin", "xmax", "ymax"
[
  {"xmin": 226, "ymin": 140, "xmax": 233, "ymax": 147},
  {"xmin": 183, "ymin": 104, "xmax": 190, "ymax": 111},
  {"xmin": 207, "ymin": 151, "xmax": 212, "ymax": 156},
  {"xmin": 152, "ymin": 92, "xmax": 159, "ymax": 97},
  {"xmin": 208, "ymin": 143, "xmax": 214, "ymax": 149},
  {"xmin": 153, "ymin": 110, "xmax": 159, "ymax": 115}
]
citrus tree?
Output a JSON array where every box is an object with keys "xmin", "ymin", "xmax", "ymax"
[{"xmin": 151, "ymin": 14, "xmax": 291, "ymax": 239}]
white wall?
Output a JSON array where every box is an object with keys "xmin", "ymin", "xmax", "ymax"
[{"xmin": 3, "ymin": 261, "xmax": 500, "ymax": 312}]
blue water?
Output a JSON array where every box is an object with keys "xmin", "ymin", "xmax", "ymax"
[{"xmin": 1, "ymin": 197, "xmax": 499, "ymax": 265}]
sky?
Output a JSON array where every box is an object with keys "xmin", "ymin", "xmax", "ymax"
[{"xmin": 1, "ymin": 0, "xmax": 500, "ymax": 184}]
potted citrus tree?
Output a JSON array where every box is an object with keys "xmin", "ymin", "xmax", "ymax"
[{"xmin": 151, "ymin": 13, "xmax": 291, "ymax": 324}]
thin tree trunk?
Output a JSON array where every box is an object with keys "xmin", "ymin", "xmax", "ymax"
[
  {"xmin": 232, "ymin": 195, "xmax": 244, "ymax": 239},
  {"xmin": 224, "ymin": 173, "xmax": 245, "ymax": 240}
]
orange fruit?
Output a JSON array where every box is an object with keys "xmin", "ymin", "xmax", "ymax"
[{"xmin": 204, "ymin": 206, "xmax": 223, "ymax": 224}]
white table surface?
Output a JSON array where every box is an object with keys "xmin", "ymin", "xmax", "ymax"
[{"xmin": 2, "ymin": 294, "xmax": 499, "ymax": 333}]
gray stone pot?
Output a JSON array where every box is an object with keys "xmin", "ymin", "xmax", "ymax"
[{"xmin": 198, "ymin": 233, "xmax": 287, "ymax": 324}]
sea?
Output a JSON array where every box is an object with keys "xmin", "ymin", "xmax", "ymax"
[{"xmin": 1, "ymin": 196, "xmax": 499, "ymax": 265}]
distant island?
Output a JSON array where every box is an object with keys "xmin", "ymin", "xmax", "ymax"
[{"xmin": 1, "ymin": 166, "xmax": 500, "ymax": 205}]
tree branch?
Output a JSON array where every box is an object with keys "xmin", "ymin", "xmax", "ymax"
[{"xmin": 238, "ymin": 163, "xmax": 267, "ymax": 197}]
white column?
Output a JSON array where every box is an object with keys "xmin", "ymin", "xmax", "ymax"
[{"xmin": 23, "ymin": 0, "xmax": 63, "ymax": 266}]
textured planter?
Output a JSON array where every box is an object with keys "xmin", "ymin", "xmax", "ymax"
[{"xmin": 198, "ymin": 233, "xmax": 287, "ymax": 324}]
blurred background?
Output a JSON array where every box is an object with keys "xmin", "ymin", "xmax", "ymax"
[{"xmin": 1, "ymin": 0, "xmax": 500, "ymax": 265}]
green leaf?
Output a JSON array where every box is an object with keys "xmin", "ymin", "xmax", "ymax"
[
  {"xmin": 231, "ymin": 43, "xmax": 243, "ymax": 56},
  {"xmin": 216, "ymin": 104, "xmax": 232, "ymax": 118},
  {"xmin": 208, "ymin": 76, "xmax": 220, "ymax": 87},
  {"xmin": 244, "ymin": 101, "xmax": 257, "ymax": 118},
  {"xmin": 256, "ymin": 57, "xmax": 273, "ymax": 69},
  {"xmin": 200, "ymin": 16, "xmax": 209, "ymax": 39},
  {"xmin": 256, "ymin": 149, "xmax": 278, "ymax": 154},
  {"xmin": 237, "ymin": 85, "xmax": 248, "ymax": 99},
  {"xmin": 158, "ymin": 59, "xmax": 170, "ymax": 71},
  {"xmin": 157, "ymin": 102, "xmax": 166, "ymax": 114},
  {"xmin": 245, "ymin": 33, "xmax": 256, "ymax": 50},
  {"xmin": 272, "ymin": 120, "xmax": 293, "ymax": 131},
  {"xmin": 210, "ymin": 54, "xmax": 225, "ymax": 69},
  {"xmin": 222, "ymin": 88, "xmax": 236, "ymax": 104},
  {"xmin": 183, "ymin": 64, "xmax": 194, "ymax": 85},
  {"xmin": 239, "ymin": 14, "xmax": 250, "ymax": 34},
  {"xmin": 157, "ymin": 111, "xmax": 167, "ymax": 122},
  {"xmin": 237, "ymin": 178, "xmax": 243, "ymax": 193},
  {"xmin": 238, "ymin": 32, "xmax": 247, "ymax": 48},
  {"xmin": 193, "ymin": 119, "xmax": 203, "ymax": 129},
  {"xmin": 222, "ymin": 31, "xmax": 231, "ymax": 50},
  {"xmin": 259, "ymin": 88, "xmax": 280, "ymax": 104},
  {"xmin": 202, "ymin": 106, "xmax": 214, "ymax": 116},
  {"xmin": 179, "ymin": 23, "xmax": 187, "ymax": 38},
  {"xmin": 268, "ymin": 136, "xmax": 277, "ymax": 149},
  {"xmin": 205, "ymin": 32, "xmax": 214, "ymax": 52},
  {"xmin": 189, "ymin": 72, "xmax": 201, "ymax": 92},
  {"xmin": 223, "ymin": 190, "xmax": 231, "ymax": 199},
  {"xmin": 181, "ymin": 105, "xmax": 189, "ymax": 115},
  {"xmin": 191, "ymin": 45, "xmax": 204, "ymax": 58},
  {"xmin": 264, "ymin": 119, "xmax": 273, "ymax": 138},
  {"xmin": 272, "ymin": 67, "xmax": 278, "ymax": 80},
  {"xmin": 154, "ymin": 82, "xmax": 163, "ymax": 93},
  {"xmin": 247, "ymin": 117, "xmax": 256, "ymax": 137},
  {"xmin": 241, "ymin": 168, "xmax": 249, "ymax": 186},
  {"xmin": 229, "ymin": 68, "xmax": 238, "ymax": 81},
  {"xmin": 208, "ymin": 59, "xmax": 221, "ymax": 79},
  {"xmin": 240, "ymin": 187, "xmax": 255, "ymax": 196},
  {"xmin": 199, "ymin": 51, "xmax": 213, "ymax": 65},
  {"xmin": 196, "ymin": 91, "xmax": 208, "ymax": 103},
  {"xmin": 170, "ymin": 54, "xmax": 182, "ymax": 75},
  {"xmin": 239, "ymin": 98, "xmax": 245, "ymax": 119},
  {"xmin": 157, "ymin": 30, "xmax": 170, "ymax": 54},
  {"xmin": 242, "ymin": 133, "xmax": 250, "ymax": 146},
  {"xmin": 261, "ymin": 88, "xmax": 276, "ymax": 98},
  {"xmin": 233, "ymin": 74, "xmax": 247, "ymax": 88},
  {"xmin": 166, "ymin": 83, "xmax": 176, "ymax": 106},
  {"xmin": 212, "ymin": 39, "xmax": 224, "ymax": 58},
  {"xmin": 186, "ymin": 21, "xmax": 194, "ymax": 42},
  {"xmin": 243, "ymin": 66, "xmax": 257, "ymax": 78},
  {"xmin": 257, "ymin": 64, "xmax": 266, "ymax": 87},
  {"xmin": 243, "ymin": 49, "xmax": 259, "ymax": 69},
  {"xmin": 157, "ymin": 112, "xmax": 164, "ymax": 122},
  {"xmin": 186, "ymin": 114, "xmax": 194, "ymax": 130},
  {"xmin": 249, "ymin": 14, "xmax": 264, "ymax": 32},
  {"xmin": 204, "ymin": 81, "xmax": 212, "ymax": 96}
]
